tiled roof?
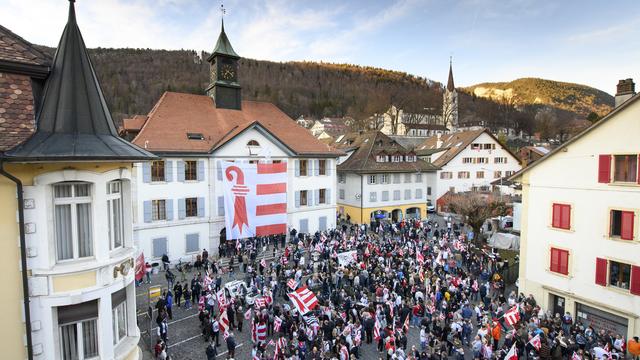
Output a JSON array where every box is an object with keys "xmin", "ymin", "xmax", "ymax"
[
  {"xmin": 336, "ymin": 131, "xmax": 438, "ymax": 173},
  {"xmin": 0, "ymin": 73, "xmax": 36, "ymax": 151},
  {"xmin": 405, "ymin": 123, "xmax": 448, "ymax": 130},
  {"xmin": 121, "ymin": 115, "xmax": 148, "ymax": 131},
  {"xmin": 416, "ymin": 128, "xmax": 486, "ymax": 167},
  {"xmin": 132, "ymin": 92, "xmax": 342, "ymax": 156},
  {"xmin": 0, "ymin": 24, "xmax": 50, "ymax": 66}
]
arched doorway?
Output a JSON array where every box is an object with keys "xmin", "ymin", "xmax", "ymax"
[
  {"xmin": 406, "ymin": 207, "xmax": 421, "ymax": 219},
  {"xmin": 391, "ymin": 209, "xmax": 403, "ymax": 222}
]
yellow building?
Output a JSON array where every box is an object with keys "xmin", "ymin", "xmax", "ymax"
[
  {"xmin": 0, "ymin": 2, "xmax": 155, "ymax": 359},
  {"xmin": 334, "ymin": 131, "xmax": 438, "ymax": 225}
]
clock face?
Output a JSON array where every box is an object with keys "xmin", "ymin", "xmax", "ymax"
[
  {"xmin": 221, "ymin": 64, "xmax": 235, "ymax": 80},
  {"xmin": 210, "ymin": 67, "xmax": 217, "ymax": 80}
]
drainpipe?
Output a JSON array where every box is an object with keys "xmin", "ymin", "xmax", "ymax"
[{"xmin": 0, "ymin": 161, "xmax": 34, "ymax": 360}]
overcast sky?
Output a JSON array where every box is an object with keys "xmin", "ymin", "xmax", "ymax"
[{"xmin": 2, "ymin": 0, "xmax": 639, "ymax": 94}]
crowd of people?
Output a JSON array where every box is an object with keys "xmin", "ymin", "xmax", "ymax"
[{"xmin": 149, "ymin": 217, "xmax": 637, "ymax": 360}]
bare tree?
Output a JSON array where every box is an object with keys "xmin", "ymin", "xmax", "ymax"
[{"xmin": 445, "ymin": 192, "xmax": 509, "ymax": 240}]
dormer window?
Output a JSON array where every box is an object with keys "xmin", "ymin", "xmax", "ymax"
[
  {"xmin": 392, "ymin": 155, "xmax": 402, "ymax": 162},
  {"xmin": 247, "ymin": 140, "xmax": 261, "ymax": 156},
  {"xmin": 376, "ymin": 155, "xmax": 387, "ymax": 163},
  {"xmin": 187, "ymin": 133, "xmax": 204, "ymax": 140},
  {"xmin": 406, "ymin": 155, "xmax": 416, "ymax": 162}
]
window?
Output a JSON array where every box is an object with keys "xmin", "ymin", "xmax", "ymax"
[
  {"xmin": 151, "ymin": 161, "xmax": 165, "ymax": 182},
  {"xmin": 247, "ymin": 140, "xmax": 260, "ymax": 146},
  {"xmin": 112, "ymin": 301, "xmax": 127, "ymax": 345},
  {"xmin": 494, "ymin": 157, "xmax": 507, "ymax": 164},
  {"xmin": 152, "ymin": 200, "xmax": 166, "ymax": 221},
  {"xmin": 415, "ymin": 189, "xmax": 423, "ymax": 199},
  {"xmin": 319, "ymin": 189, "xmax": 326, "ymax": 204},
  {"xmin": 187, "ymin": 132, "xmax": 204, "ymax": 140},
  {"xmin": 300, "ymin": 190, "xmax": 308, "ymax": 206},
  {"xmin": 185, "ymin": 197, "xmax": 198, "ymax": 217},
  {"xmin": 54, "ymin": 183, "xmax": 93, "ymax": 261},
  {"xmin": 550, "ymin": 248, "xmax": 569, "ymax": 275},
  {"xmin": 427, "ymin": 187, "xmax": 432, "ymax": 196},
  {"xmin": 392, "ymin": 155, "xmax": 402, "ymax": 162},
  {"xmin": 470, "ymin": 143, "xmax": 481, "ymax": 150},
  {"xmin": 369, "ymin": 192, "xmax": 377, "ymax": 202},
  {"xmin": 610, "ymin": 210, "xmax": 635, "ymax": 240},
  {"xmin": 477, "ymin": 157, "xmax": 488, "ymax": 164},
  {"xmin": 609, "ymin": 260, "xmax": 631, "ymax": 289},
  {"xmin": 152, "ymin": 238, "xmax": 167, "ymax": 258},
  {"xmin": 476, "ymin": 171, "xmax": 484, "ymax": 179},
  {"xmin": 613, "ymin": 155, "xmax": 638, "ymax": 182},
  {"xmin": 404, "ymin": 189, "xmax": 411, "ymax": 200},
  {"xmin": 376, "ymin": 155, "xmax": 387, "ymax": 162},
  {"xmin": 183, "ymin": 160, "xmax": 197, "ymax": 181},
  {"xmin": 393, "ymin": 190, "xmax": 401, "ymax": 200},
  {"xmin": 484, "ymin": 144, "xmax": 495, "ymax": 150},
  {"xmin": 406, "ymin": 155, "xmax": 416, "ymax": 162},
  {"xmin": 505, "ymin": 171, "xmax": 514, "ymax": 177},
  {"xmin": 106, "ymin": 181, "xmax": 123, "ymax": 250},
  {"xmin": 552, "ymin": 203, "xmax": 571, "ymax": 230},
  {"xmin": 404, "ymin": 174, "xmax": 412, "ymax": 183},
  {"xmin": 339, "ymin": 189, "xmax": 345, "ymax": 200},
  {"xmin": 272, "ymin": 160, "xmax": 282, "ymax": 164},
  {"xmin": 415, "ymin": 173, "xmax": 423, "ymax": 182},
  {"xmin": 338, "ymin": 173, "xmax": 346, "ymax": 184},
  {"xmin": 300, "ymin": 160, "xmax": 308, "ymax": 176},
  {"xmin": 393, "ymin": 174, "xmax": 400, "ymax": 184},
  {"xmin": 318, "ymin": 160, "xmax": 326, "ymax": 175},
  {"xmin": 380, "ymin": 174, "xmax": 389, "ymax": 184},
  {"xmin": 381, "ymin": 191, "xmax": 389, "ymax": 201},
  {"xmin": 494, "ymin": 171, "xmax": 502, "ymax": 179},
  {"xmin": 440, "ymin": 172, "xmax": 453, "ymax": 179},
  {"xmin": 457, "ymin": 171, "xmax": 470, "ymax": 179},
  {"xmin": 462, "ymin": 157, "xmax": 473, "ymax": 164},
  {"xmin": 185, "ymin": 233, "xmax": 199, "ymax": 253},
  {"xmin": 368, "ymin": 175, "xmax": 377, "ymax": 184},
  {"xmin": 58, "ymin": 300, "xmax": 99, "ymax": 360}
]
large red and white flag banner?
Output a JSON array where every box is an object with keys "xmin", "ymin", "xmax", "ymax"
[
  {"xmin": 222, "ymin": 161, "xmax": 287, "ymax": 240},
  {"xmin": 288, "ymin": 286, "xmax": 319, "ymax": 314},
  {"xmin": 504, "ymin": 305, "xmax": 521, "ymax": 327}
]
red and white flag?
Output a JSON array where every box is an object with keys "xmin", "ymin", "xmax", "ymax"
[
  {"xmin": 416, "ymin": 251, "xmax": 425, "ymax": 264},
  {"xmin": 273, "ymin": 316, "xmax": 282, "ymax": 332},
  {"xmin": 134, "ymin": 253, "xmax": 145, "ymax": 281},
  {"xmin": 504, "ymin": 305, "xmax": 520, "ymax": 327},
  {"xmin": 260, "ymin": 259, "xmax": 267, "ymax": 268},
  {"xmin": 219, "ymin": 310, "xmax": 230, "ymax": 335},
  {"xmin": 403, "ymin": 315, "xmax": 410, "ymax": 333},
  {"xmin": 571, "ymin": 352, "xmax": 582, "ymax": 360},
  {"xmin": 374, "ymin": 318, "xmax": 382, "ymax": 341},
  {"xmin": 216, "ymin": 289, "xmax": 227, "ymax": 310},
  {"xmin": 505, "ymin": 343, "xmax": 518, "ymax": 360},
  {"xmin": 222, "ymin": 161, "xmax": 288, "ymax": 240},
  {"xmin": 254, "ymin": 321, "xmax": 267, "ymax": 343},
  {"xmin": 254, "ymin": 297, "xmax": 267, "ymax": 309},
  {"xmin": 288, "ymin": 286, "xmax": 319, "ymax": 314},
  {"xmin": 244, "ymin": 308, "xmax": 252, "ymax": 320},
  {"xmin": 529, "ymin": 334, "xmax": 541, "ymax": 350},
  {"xmin": 287, "ymin": 278, "xmax": 297, "ymax": 290}
]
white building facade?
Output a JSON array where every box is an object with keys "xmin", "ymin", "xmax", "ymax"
[
  {"xmin": 516, "ymin": 93, "xmax": 640, "ymax": 340},
  {"xmin": 417, "ymin": 129, "xmax": 522, "ymax": 202},
  {"xmin": 133, "ymin": 125, "xmax": 339, "ymax": 262}
]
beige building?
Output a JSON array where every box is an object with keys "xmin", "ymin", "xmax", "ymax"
[{"xmin": 513, "ymin": 80, "xmax": 639, "ymax": 339}]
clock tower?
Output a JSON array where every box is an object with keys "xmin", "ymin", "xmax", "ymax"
[{"xmin": 206, "ymin": 20, "xmax": 242, "ymax": 110}]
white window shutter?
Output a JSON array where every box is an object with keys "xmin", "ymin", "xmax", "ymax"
[
  {"xmin": 216, "ymin": 160, "xmax": 222, "ymax": 181},
  {"xmin": 326, "ymin": 160, "xmax": 332, "ymax": 176},
  {"xmin": 197, "ymin": 160, "xmax": 205, "ymax": 181},
  {"xmin": 142, "ymin": 163, "xmax": 151, "ymax": 183},
  {"xmin": 165, "ymin": 199, "xmax": 173, "ymax": 220},
  {"xmin": 164, "ymin": 160, "xmax": 173, "ymax": 182},
  {"xmin": 177, "ymin": 161, "xmax": 185, "ymax": 182},
  {"xmin": 178, "ymin": 198, "xmax": 186, "ymax": 219},
  {"xmin": 295, "ymin": 191, "xmax": 300, "ymax": 207},
  {"xmin": 326, "ymin": 188, "xmax": 331, "ymax": 205},
  {"xmin": 197, "ymin": 197, "xmax": 205, "ymax": 217},
  {"xmin": 217, "ymin": 196, "xmax": 225, "ymax": 216},
  {"xmin": 314, "ymin": 160, "xmax": 320, "ymax": 176},
  {"xmin": 143, "ymin": 201, "xmax": 152, "ymax": 222},
  {"xmin": 314, "ymin": 189, "xmax": 319, "ymax": 205},
  {"xmin": 295, "ymin": 160, "xmax": 300, "ymax": 177}
]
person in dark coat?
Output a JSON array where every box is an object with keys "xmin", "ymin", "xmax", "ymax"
[
  {"xmin": 206, "ymin": 342, "xmax": 217, "ymax": 360},
  {"xmin": 226, "ymin": 332, "xmax": 237, "ymax": 358}
]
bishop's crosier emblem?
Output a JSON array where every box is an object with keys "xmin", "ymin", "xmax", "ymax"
[{"xmin": 225, "ymin": 166, "xmax": 249, "ymax": 234}]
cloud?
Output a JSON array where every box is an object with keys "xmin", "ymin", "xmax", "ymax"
[{"xmin": 566, "ymin": 17, "xmax": 640, "ymax": 44}]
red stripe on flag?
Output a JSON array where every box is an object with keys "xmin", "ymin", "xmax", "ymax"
[
  {"xmin": 256, "ymin": 223, "xmax": 287, "ymax": 236},
  {"xmin": 256, "ymin": 183, "xmax": 286, "ymax": 195},
  {"xmin": 256, "ymin": 203, "xmax": 287, "ymax": 216},
  {"xmin": 257, "ymin": 162, "xmax": 287, "ymax": 174}
]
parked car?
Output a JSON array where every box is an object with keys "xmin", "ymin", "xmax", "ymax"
[
  {"xmin": 224, "ymin": 280, "xmax": 259, "ymax": 306},
  {"xmin": 426, "ymin": 200, "xmax": 436, "ymax": 213}
]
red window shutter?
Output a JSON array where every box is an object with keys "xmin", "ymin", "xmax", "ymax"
[
  {"xmin": 561, "ymin": 205, "xmax": 571, "ymax": 229},
  {"xmin": 560, "ymin": 250, "xmax": 569, "ymax": 275},
  {"xmin": 598, "ymin": 155, "xmax": 611, "ymax": 183},
  {"xmin": 595, "ymin": 258, "xmax": 608, "ymax": 286},
  {"xmin": 550, "ymin": 248, "xmax": 559, "ymax": 272},
  {"xmin": 621, "ymin": 211, "xmax": 635, "ymax": 240},
  {"xmin": 630, "ymin": 265, "xmax": 640, "ymax": 295},
  {"xmin": 552, "ymin": 204, "xmax": 561, "ymax": 228}
]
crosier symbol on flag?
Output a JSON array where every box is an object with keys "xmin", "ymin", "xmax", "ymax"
[{"xmin": 225, "ymin": 166, "xmax": 249, "ymax": 234}]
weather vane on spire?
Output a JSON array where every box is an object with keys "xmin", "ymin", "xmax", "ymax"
[{"xmin": 220, "ymin": 3, "xmax": 226, "ymax": 19}]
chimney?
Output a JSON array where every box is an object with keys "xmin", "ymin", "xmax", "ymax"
[
  {"xmin": 436, "ymin": 133, "xmax": 443, "ymax": 148},
  {"xmin": 615, "ymin": 78, "xmax": 636, "ymax": 108}
]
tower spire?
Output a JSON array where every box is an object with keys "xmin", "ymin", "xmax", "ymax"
[{"xmin": 447, "ymin": 56, "xmax": 455, "ymax": 91}]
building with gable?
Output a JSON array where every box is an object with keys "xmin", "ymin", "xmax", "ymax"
[
  {"xmin": 124, "ymin": 22, "xmax": 342, "ymax": 261},
  {"xmin": 415, "ymin": 128, "xmax": 522, "ymax": 204},
  {"xmin": 512, "ymin": 80, "xmax": 639, "ymax": 339},
  {"xmin": 334, "ymin": 131, "xmax": 438, "ymax": 224},
  {"xmin": 0, "ymin": 2, "xmax": 155, "ymax": 358}
]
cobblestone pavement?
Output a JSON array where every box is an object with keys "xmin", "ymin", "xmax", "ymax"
[{"xmin": 136, "ymin": 214, "xmax": 490, "ymax": 359}]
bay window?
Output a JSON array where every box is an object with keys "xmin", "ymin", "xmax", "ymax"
[
  {"xmin": 107, "ymin": 181, "xmax": 123, "ymax": 250},
  {"xmin": 54, "ymin": 182, "xmax": 93, "ymax": 261},
  {"xmin": 112, "ymin": 288, "xmax": 128, "ymax": 345},
  {"xmin": 58, "ymin": 300, "xmax": 99, "ymax": 359}
]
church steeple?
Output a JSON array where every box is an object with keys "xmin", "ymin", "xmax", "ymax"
[
  {"xmin": 446, "ymin": 56, "xmax": 455, "ymax": 91},
  {"xmin": 206, "ymin": 12, "xmax": 242, "ymax": 110}
]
